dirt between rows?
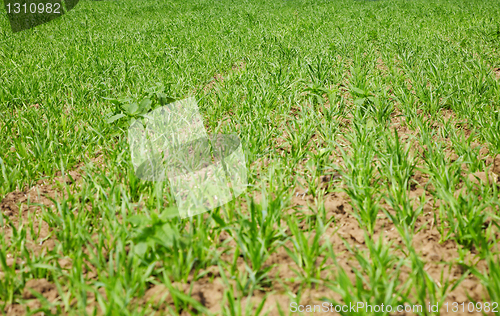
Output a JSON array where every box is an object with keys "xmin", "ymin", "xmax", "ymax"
[
  {"xmin": 0, "ymin": 154, "xmax": 103, "ymax": 254},
  {"xmin": 245, "ymin": 92, "xmax": 500, "ymax": 314},
  {"xmin": 2, "ymin": 65, "xmax": 500, "ymax": 315},
  {"xmin": 133, "ymin": 171, "xmax": 499, "ymax": 316},
  {"xmin": 1, "ymin": 166, "xmax": 499, "ymax": 314},
  {"xmin": 0, "ymin": 170, "xmax": 80, "ymax": 255},
  {"xmin": 4, "ymin": 139, "xmax": 498, "ymax": 316}
]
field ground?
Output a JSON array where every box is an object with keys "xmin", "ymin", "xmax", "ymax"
[{"xmin": 1, "ymin": 0, "xmax": 500, "ymax": 315}]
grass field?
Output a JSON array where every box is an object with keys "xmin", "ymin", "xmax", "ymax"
[{"xmin": 1, "ymin": 0, "xmax": 500, "ymax": 314}]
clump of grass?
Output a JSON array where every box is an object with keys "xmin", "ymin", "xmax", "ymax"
[
  {"xmin": 339, "ymin": 121, "xmax": 382, "ymax": 235},
  {"xmin": 1, "ymin": 0, "xmax": 500, "ymax": 313},
  {"xmin": 379, "ymin": 130, "xmax": 421, "ymax": 227}
]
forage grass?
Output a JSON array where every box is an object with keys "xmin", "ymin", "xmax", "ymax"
[
  {"xmin": 339, "ymin": 121, "xmax": 382, "ymax": 235},
  {"xmin": 1, "ymin": 0, "xmax": 500, "ymax": 314},
  {"xmin": 283, "ymin": 216, "xmax": 327, "ymax": 288}
]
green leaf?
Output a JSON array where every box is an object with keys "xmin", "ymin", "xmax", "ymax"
[
  {"xmin": 122, "ymin": 102, "xmax": 139, "ymax": 116},
  {"xmin": 138, "ymin": 98, "xmax": 152, "ymax": 114},
  {"xmin": 118, "ymin": 96, "xmax": 133, "ymax": 104},
  {"xmin": 127, "ymin": 214, "xmax": 149, "ymax": 226},
  {"xmin": 110, "ymin": 131, "xmax": 121, "ymax": 138},
  {"xmin": 134, "ymin": 242, "xmax": 149, "ymax": 257},
  {"xmin": 157, "ymin": 93, "xmax": 175, "ymax": 106},
  {"xmin": 159, "ymin": 207, "xmax": 180, "ymax": 220},
  {"xmin": 366, "ymin": 118, "xmax": 376, "ymax": 128},
  {"xmin": 153, "ymin": 223, "xmax": 175, "ymax": 247},
  {"xmin": 211, "ymin": 213, "xmax": 226, "ymax": 228},
  {"xmin": 106, "ymin": 113, "xmax": 126, "ymax": 124},
  {"xmin": 354, "ymin": 98, "xmax": 366, "ymax": 106},
  {"xmin": 351, "ymin": 87, "xmax": 366, "ymax": 96},
  {"xmin": 30, "ymin": 263, "xmax": 60, "ymax": 271},
  {"xmin": 103, "ymin": 96, "xmax": 133, "ymax": 105},
  {"xmin": 102, "ymin": 97, "xmax": 122, "ymax": 106}
]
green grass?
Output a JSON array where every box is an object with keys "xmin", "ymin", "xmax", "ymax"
[{"xmin": 1, "ymin": 0, "xmax": 500, "ymax": 314}]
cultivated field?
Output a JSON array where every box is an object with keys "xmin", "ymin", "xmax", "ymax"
[{"xmin": 1, "ymin": 0, "xmax": 500, "ymax": 315}]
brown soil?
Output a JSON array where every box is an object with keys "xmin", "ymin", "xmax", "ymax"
[
  {"xmin": 203, "ymin": 61, "xmax": 246, "ymax": 93},
  {"xmin": 0, "ymin": 155, "xmax": 103, "ymax": 258},
  {"xmin": 2, "ymin": 60, "xmax": 500, "ymax": 316},
  {"xmin": 2, "ymin": 144, "xmax": 498, "ymax": 316},
  {"xmin": 210, "ymin": 62, "xmax": 500, "ymax": 315},
  {"xmin": 0, "ymin": 169, "xmax": 81, "ymax": 255}
]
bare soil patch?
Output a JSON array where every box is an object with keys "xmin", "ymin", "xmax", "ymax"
[{"xmin": 494, "ymin": 67, "xmax": 500, "ymax": 80}]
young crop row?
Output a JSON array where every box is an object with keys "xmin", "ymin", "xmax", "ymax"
[{"xmin": 1, "ymin": 0, "xmax": 499, "ymax": 315}]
